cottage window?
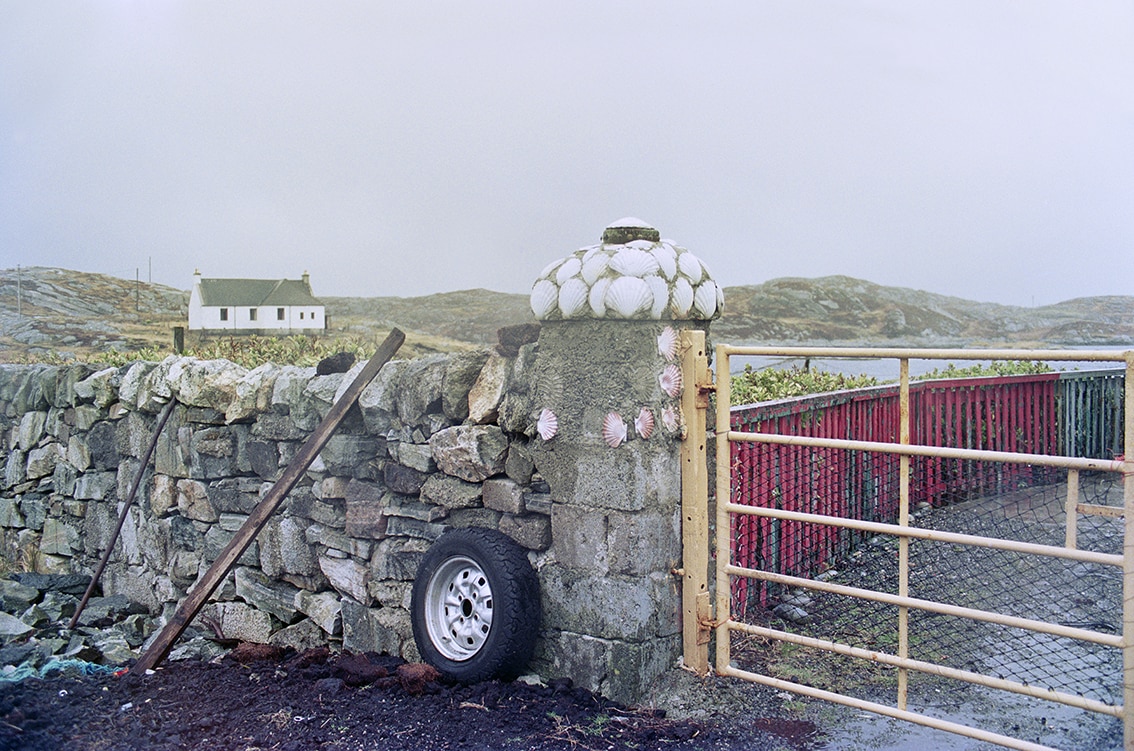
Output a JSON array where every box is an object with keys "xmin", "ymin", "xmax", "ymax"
[
  {"xmin": 219, "ymin": 308, "xmax": 228, "ymax": 322},
  {"xmin": 249, "ymin": 308, "xmax": 257, "ymax": 322},
  {"xmin": 277, "ymin": 308, "xmax": 285, "ymax": 321},
  {"xmin": 300, "ymin": 312, "xmax": 305, "ymax": 320}
]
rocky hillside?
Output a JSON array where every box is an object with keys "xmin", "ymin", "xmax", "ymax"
[{"xmin": 1, "ymin": 267, "xmax": 1131, "ymax": 362}]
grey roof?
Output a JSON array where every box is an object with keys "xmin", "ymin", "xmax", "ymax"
[{"xmin": 198, "ymin": 278, "xmax": 322, "ymax": 307}]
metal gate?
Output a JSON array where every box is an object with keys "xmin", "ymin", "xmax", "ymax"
[{"xmin": 679, "ymin": 342, "xmax": 1133, "ymax": 751}]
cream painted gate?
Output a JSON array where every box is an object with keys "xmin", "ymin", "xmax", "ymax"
[{"xmin": 678, "ymin": 340, "xmax": 1133, "ymax": 751}]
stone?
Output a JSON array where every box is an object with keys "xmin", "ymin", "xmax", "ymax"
[
  {"xmin": 320, "ymin": 435, "xmax": 383, "ymax": 476},
  {"xmin": 117, "ymin": 361, "xmax": 158, "ymax": 411},
  {"xmin": 91, "ymin": 631, "xmax": 136, "ymax": 666},
  {"xmin": 296, "ymin": 590, "xmax": 342, "ymax": 635},
  {"xmin": 496, "ymin": 323, "xmax": 540, "ymax": 356},
  {"xmin": 357, "ymin": 360, "xmax": 406, "ymax": 434},
  {"xmin": 17, "ymin": 411, "xmax": 47, "ymax": 450},
  {"xmin": 66, "ymin": 435, "xmax": 91, "ymax": 472},
  {"xmin": 482, "ymin": 477, "xmax": 525, "ymax": 514},
  {"xmin": 467, "ymin": 352, "xmax": 508, "ymax": 424},
  {"xmin": 73, "ymin": 367, "xmax": 120, "ymax": 408},
  {"xmin": 234, "ymin": 567, "xmax": 301, "ymax": 623},
  {"xmin": 383, "ymin": 493, "xmax": 447, "ymax": 523},
  {"xmin": 207, "ymin": 478, "xmax": 260, "ymax": 514},
  {"xmin": 150, "ymin": 474, "xmax": 177, "ymax": 516},
  {"xmin": 344, "ymin": 479, "xmax": 387, "ymax": 539},
  {"xmin": 225, "ymin": 363, "xmax": 280, "ymax": 423},
  {"xmin": 3, "ymin": 449, "xmax": 26, "ymax": 489},
  {"xmin": 318, "ymin": 556, "xmax": 370, "ymax": 604},
  {"xmin": 384, "ymin": 516, "xmax": 447, "ymax": 542},
  {"xmin": 339, "ymin": 597, "xmax": 379, "ymax": 654},
  {"xmin": 540, "ymin": 567, "xmax": 677, "ymax": 642},
  {"xmin": 203, "ymin": 526, "xmax": 258, "ymax": 567},
  {"xmin": 207, "ymin": 601, "xmax": 273, "ymax": 643},
  {"xmin": 0, "ymin": 612, "xmax": 33, "ymax": 639},
  {"xmin": 419, "ymin": 474, "xmax": 481, "ymax": 509},
  {"xmin": 552, "ymin": 504, "xmax": 609, "ymax": 573},
  {"xmin": 177, "ymin": 479, "xmax": 217, "ymax": 522},
  {"xmin": 606, "ymin": 508, "xmax": 681, "ymax": 577},
  {"xmin": 305, "ymin": 522, "xmax": 371, "ymax": 559},
  {"xmin": 26, "ymin": 443, "xmax": 64, "ymax": 480},
  {"xmin": 86, "ymin": 421, "xmax": 121, "ymax": 471},
  {"xmin": 39, "ymin": 517, "xmax": 79, "ymax": 556},
  {"xmin": 155, "ymin": 424, "xmax": 191, "ymax": 477},
  {"xmin": 396, "ymin": 355, "xmax": 448, "ymax": 426},
  {"xmin": 0, "ymin": 580, "xmax": 40, "ymax": 612},
  {"xmin": 268, "ymin": 618, "xmax": 328, "ymax": 652},
  {"xmin": 370, "ymin": 538, "xmax": 430, "ymax": 582},
  {"xmin": 73, "ymin": 471, "xmax": 117, "ymax": 500},
  {"xmin": 246, "ymin": 440, "xmax": 280, "ymax": 480},
  {"xmin": 429, "ymin": 425, "xmax": 508, "ymax": 483},
  {"xmin": 498, "ymin": 514, "xmax": 551, "ymax": 550},
  {"xmin": 168, "ymin": 357, "xmax": 246, "ymax": 411},
  {"xmin": 525, "ymin": 493, "xmax": 552, "ymax": 516},
  {"xmin": 505, "ymin": 440, "xmax": 536, "ymax": 485},
  {"xmin": 0, "ymin": 497, "xmax": 24, "ymax": 528},
  {"xmin": 383, "ymin": 462, "xmax": 427, "ymax": 495}
]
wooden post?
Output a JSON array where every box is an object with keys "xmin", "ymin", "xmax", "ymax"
[
  {"xmin": 132, "ymin": 329, "xmax": 404, "ymax": 673},
  {"xmin": 680, "ymin": 330, "xmax": 711, "ymax": 675}
]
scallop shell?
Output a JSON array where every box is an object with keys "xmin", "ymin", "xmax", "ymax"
[
  {"xmin": 555, "ymin": 256, "xmax": 582, "ymax": 285},
  {"xmin": 531, "ymin": 279, "xmax": 559, "ymax": 319},
  {"xmin": 580, "ymin": 252, "xmax": 610, "ymax": 285},
  {"xmin": 662, "ymin": 405, "xmax": 680, "ymax": 434},
  {"xmin": 626, "ymin": 239, "xmax": 655, "ymax": 250},
  {"xmin": 715, "ymin": 282, "xmax": 725, "ymax": 314},
  {"xmin": 677, "ymin": 252, "xmax": 704, "ymax": 284},
  {"xmin": 670, "ymin": 277, "xmax": 694, "ymax": 317},
  {"xmin": 644, "ymin": 275, "xmax": 669, "ymax": 319},
  {"xmin": 657, "ymin": 326, "xmax": 678, "ymax": 361},
  {"xmin": 605, "ymin": 276, "xmax": 653, "ymax": 318},
  {"xmin": 651, "ymin": 244, "xmax": 677, "ymax": 280},
  {"xmin": 610, "ymin": 247, "xmax": 660, "ymax": 277},
  {"xmin": 602, "ymin": 412, "xmax": 627, "ymax": 448},
  {"xmin": 537, "ymin": 408, "xmax": 558, "ymax": 441},
  {"xmin": 660, "ymin": 363, "xmax": 683, "ymax": 398},
  {"xmin": 693, "ymin": 281, "xmax": 718, "ymax": 318},
  {"xmin": 558, "ymin": 277, "xmax": 590, "ymax": 318},
  {"xmin": 588, "ymin": 277, "xmax": 612, "ymax": 317},
  {"xmin": 538, "ymin": 258, "xmax": 564, "ymax": 279},
  {"xmin": 634, "ymin": 407, "xmax": 655, "ymax": 440}
]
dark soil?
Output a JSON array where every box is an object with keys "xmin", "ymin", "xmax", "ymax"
[{"xmin": 0, "ymin": 647, "xmax": 815, "ymax": 751}]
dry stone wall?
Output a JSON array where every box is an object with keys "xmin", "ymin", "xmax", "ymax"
[{"xmin": 0, "ymin": 345, "xmax": 556, "ymax": 670}]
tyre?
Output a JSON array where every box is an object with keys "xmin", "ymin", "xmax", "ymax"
[{"xmin": 411, "ymin": 527, "xmax": 540, "ymax": 683}]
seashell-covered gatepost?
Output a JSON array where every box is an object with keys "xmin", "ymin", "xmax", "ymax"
[{"xmin": 526, "ymin": 218, "xmax": 722, "ymax": 702}]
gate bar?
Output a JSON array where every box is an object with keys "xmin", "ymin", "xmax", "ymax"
[{"xmin": 733, "ymin": 620, "xmax": 1122, "ymax": 717}]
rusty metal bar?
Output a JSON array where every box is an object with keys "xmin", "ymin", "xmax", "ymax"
[
  {"xmin": 722, "ymin": 503, "xmax": 1123, "ymax": 568},
  {"xmin": 70, "ymin": 398, "xmax": 177, "ymax": 630},
  {"xmin": 718, "ymin": 345, "xmax": 1128, "ymax": 363},
  {"xmin": 132, "ymin": 329, "xmax": 404, "ymax": 673},
  {"xmin": 732, "ymin": 620, "xmax": 1122, "ymax": 718},
  {"xmin": 715, "ymin": 343, "xmax": 733, "ymax": 676},
  {"xmin": 679, "ymin": 329, "xmax": 711, "ymax": 675}
]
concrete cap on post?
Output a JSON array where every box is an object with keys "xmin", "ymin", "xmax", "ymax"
[{"xmin": 529, "ymin": 218, "xmax": 724, "ymax": 321}]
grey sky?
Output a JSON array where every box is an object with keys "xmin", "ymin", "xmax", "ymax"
[{"xmin": 2, "ymin": 1, "xmax": 1131, "ymax": 307}]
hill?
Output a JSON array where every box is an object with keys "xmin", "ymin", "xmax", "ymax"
[{"xmin": 1, "ymin": 267, "xmax": 1131, "ymax": 363}]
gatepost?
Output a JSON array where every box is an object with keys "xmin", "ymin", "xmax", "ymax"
[{"xmin": 526, "ymin": 218, "xmax": 722, "ymax": 703}]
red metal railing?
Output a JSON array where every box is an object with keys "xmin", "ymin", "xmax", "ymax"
[{"xmin": 729, "ymin": 372, "xmax": 1081, "ymax": 613}]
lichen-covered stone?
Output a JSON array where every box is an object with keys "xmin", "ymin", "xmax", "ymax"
[{"xmin": 429, "ymin": 425, "xmax": 507, "ymax": 483}]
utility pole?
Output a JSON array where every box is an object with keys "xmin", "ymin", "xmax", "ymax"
[
  {"xmin": 148, "ymin": 256, "xmax": 152, "ymax": 284},
  {"xmin": 135, "ymin": 268, "xmax": 140, "ymax": 311},
  {"xmin": 16, "ymin": 264, "xmax": 21, "ymax": 316}
]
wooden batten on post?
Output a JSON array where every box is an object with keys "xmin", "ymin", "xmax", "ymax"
[
  {"xmin": 679, "ymin": 330, "xmax": 711, "ymax": 675},
  {"xmin": 132, "ymin": 328, "xmax": 405, "ymax": 673}
]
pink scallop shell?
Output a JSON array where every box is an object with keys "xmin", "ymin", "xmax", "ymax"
[
  {"xmin": 634, "ymin": 407, "xmax": 655, "ymax": 440},
  {"xmin": 657, "ymin": 326, "xmax": 678, "ymax": 361},
  {"xmin": 661, "ymin": 405, "xmax": 680, "ymax": 434},
  {"xmin": 602, "ymin": 412, "xmax": 627, "ymax": 448},
  {"xmin": 659, "ymin": 363, "xmax": 683, "ymax": 399},
  {"xmin": 537, "ymin": 408, "xmax": 558, "ymax": 441}
]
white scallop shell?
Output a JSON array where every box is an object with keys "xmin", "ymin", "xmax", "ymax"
[
  {"xmin": 677, "ymin": 252, "xmax": 704, "ymax": 284},
  {"xmin": 626, "ymin": 239, "xmax": 655, "ymax": 250},
  {"xmin": 602, "ymin": 412, "xmax": 627, "ymax": 448},
  {"xmin": 634, "ymin": 407, "xmax": 655, "ymax": 440},
  {"xmin": 644, "ymin": 275, "xmax": 669, "ymax": 319},
  {"xmin": 531, "ymin": 279, "xmax": 559, "ymax": 319},
  {"xmin": 580, "ymin": 252, "xmax": 610, "ymax": 285},
  {"xmin": 657, "ymin": 326, "xmax": 678, "ymax": 361},
  {"xmin": 670, "ymin": 277, "xmax": 694, "ymax": 317},
  {"xmin": 662, "ymin": 405, "xmax": 680, "ymax": 434},
  {"xmin": 693, "ymin": 281, "xmax": 718, "ymax": 318},
  {"xmin": 538, "ymin": 258, "xmax": 564, "ymax": 279},
  {"xmin": 589, "ymin": 277, "xmax": 612, "ymax": 317},
  {"xmin": 555, "ymin": 256, "xmax": 582, "ymax": 285},
  {"xmin": 660, "ymin": 363, "xmax": 683, "ymax": 398},
  {"xmin": 558, "ymin": 277, "xmax": 590, "ymax": 318},
  {"xmin": 605, "ymin": 276, "xmax": 653, "ymax": 318},
  {"xmin": 651, "ymin": 244, "xmax": 677, "ymax": 280},
  {"xmin": 610, "ymin": 247, "xmax": 660, "ymax": 277},
  {"xmin": 537, "ymin": 408, "xmax": 558, "ymax": 441},
  {"xmin": 715, "ymin": 282, "xmax": 725, "ymax": 314}
]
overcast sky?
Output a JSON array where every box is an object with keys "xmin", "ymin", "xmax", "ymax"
[{"xmin": 2, "ymin": 1, "xmax": 1131, "ymax": 307}]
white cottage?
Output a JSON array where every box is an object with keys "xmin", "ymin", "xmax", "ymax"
[{"xmin": 187, "ymin": 271, "xmax": 326, "ymax": 331}]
